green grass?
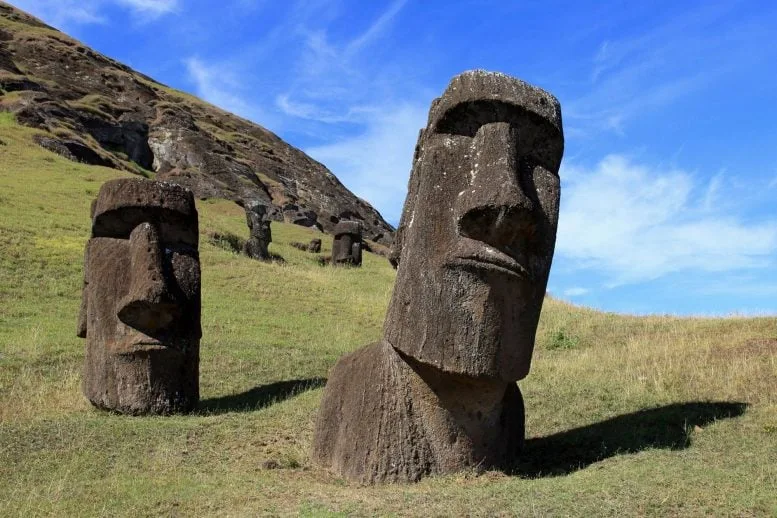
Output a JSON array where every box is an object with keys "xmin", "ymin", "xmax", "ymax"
[{"xmin": 0, "ymin": 111, "xmax": 776, "ymax": 516}]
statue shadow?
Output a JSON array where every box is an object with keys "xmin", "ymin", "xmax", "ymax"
[
  {"xmin": 198, "ymin": 377, "xmax": 326, "ymax": 415},
  {"xmin": 513, "ymin": 401, "xmax": 747, "ymax": 478}
]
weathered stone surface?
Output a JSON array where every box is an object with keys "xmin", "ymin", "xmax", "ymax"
[
  {"xmin": 78, "ymin": 178, "xmax": 201, "ymax": 414},
  {"xmin": 313, "ymin": 70, "xmax": 564, "ymax": 483},
  {"xmin": 0, "ymin": 3, "xmax": 395, "ymax": 245},
  {"xmin": 331, "ymin": 220, "xmax": 362, "ymax": 266},
  {"xmin": 242, "ymin": 201, "xmax": 272, "ymax": 260}
]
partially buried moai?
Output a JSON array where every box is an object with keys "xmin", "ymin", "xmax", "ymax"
[
  {"xmin": 242, "ymin": 201, "xmax": 272, "ymax": 260},
  {"xmin": 331, "ymin": 220, "xmax": 362, "ymax": 266},
  {"xmin": 313, "ymin": 70, "xmax": 564, "ymax": 483},
  {"xmin": 77, "ymin": 178, "xmax": 201, "ymax": 414}
]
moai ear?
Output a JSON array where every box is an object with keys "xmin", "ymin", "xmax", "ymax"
[{"xmin": 76, "ymin": 240, "xmax": 91, "ymax": 338}]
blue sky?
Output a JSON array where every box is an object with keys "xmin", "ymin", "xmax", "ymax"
[{"xmin": 10, "ymin": 0, "xmax": 777, "ymax": 316}]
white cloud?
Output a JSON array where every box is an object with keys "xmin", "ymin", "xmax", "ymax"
[
  {"xmin": 115, "ymin": 0, "xmax": 178, "ymax": 17},
  {"xmin": 9, "ymin": 0, "xmax": 106, "ymax": 26},
  {"xmin": 185, "ymin": 57, "xmax": 247, "ymax": 114},
  {"xmin": 305, "ymin": 103, "xmax": 427, "ymax": 225},
  {"xmin": 566, "ymin": 3, "xmax": 775, "ymax": 138},
  {"xmin": 557, "ymin": 155, "xmax": 777, "ymax": 286},
  {"xmin": 184, "ymin": 57, "xmax": 281, "ymax": 130},
  {"xmin": 563, "ymin": 287, "xmax": 589, "ymax": 298},
  {"xmin": 345, "ymin": 0, "xmax": 409, "ymax": 56},
  {"xmin": 10, "ymin": 0, "xmax": 177, "ymax": 27}
]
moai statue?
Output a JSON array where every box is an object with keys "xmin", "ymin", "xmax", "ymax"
[
  {"xmin": 290, "ymin": 238, "xmax": 322, "ymax": 253},
  {"xmin": 308, "ymin": 238, "xmax": 322, "ymax": 253},
  {"xmin": 331, "ymin": 221, "xmax": 362, "ymax": 266},
  {"xmin": 77, "ymin": 178, "xmax": 201, "ymax": 414},
  {"xmin": 313, "ymin": 71, "xmax": 564, "ymax": 483},
  {"xmin": 243, "ymin": 201, "xmax": 272, "ymax": 260}
]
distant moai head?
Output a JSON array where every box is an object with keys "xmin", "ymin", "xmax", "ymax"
[
  {"xmin": 384, "ymin": 70, "xmax": 564, "ymax": 381},
  {"xmin": 308, "ymin": 238, "xmax": 322, "ymax": 253},
  {"xmin": 245, "ymin": 201, "xmax": 272, "ymax": 242},
  {"xmin": 77, "ymin": 178, "xmax": 201, "ymax": 414},
  {"xmin": 332, "ymin": 220, "xmax": 363, "ymax": 266},
  {"xmin": 243, "ymin": 201, "xmax": 272, "ymax": 260}
]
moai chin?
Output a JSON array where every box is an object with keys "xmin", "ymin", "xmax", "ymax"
[
  {"xmin": 77, "ymin": 178, "xmax": 201, "ymax": 414},
  {"xmin": 243, "ymin": 201, "xmax": 272, "ymax": 260},
  {"xmin": 331, "ymin": 221, "xmax": 362, "ymax": 266},
  {"xmin": 312, "ymin": 70, "xmax": 564, "ymax": 483}
]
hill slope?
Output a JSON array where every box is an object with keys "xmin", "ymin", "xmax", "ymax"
[
  {"xmin": 1, "ymin": 109, "xmax": 776, "ymax": 515},
  {"xmin": 0, "ymin": 1, "xmax": 394, "ymax": 245}
]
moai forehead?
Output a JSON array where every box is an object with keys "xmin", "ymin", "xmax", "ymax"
[
  {"xmin": 426, "ymin": 70, "xmax": 562, "ymax": 137},
  {"xmin": 91, "ymin": 178, "xmax": 198, "ymax": 245},
  {"xmin": 245, "ymin": 200, "xmax": 268, "ymax": 215},
  {"xmin": 334, "ymin": 220, "xmax": 362, "ymax": 237}
]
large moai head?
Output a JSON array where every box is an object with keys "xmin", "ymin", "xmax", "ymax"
[
  {"xmin": 384, "ymin": 70, "xmax": 564, "ymax": 382},
  {"xmin": 243, "ymin": 201, "xmax": 272, "ymax": 260},
  {"xmin": 77, "ymin": 178, "xmax": 201, "ymax": 414},
  {"xmin": 331, "ymin": 220, "xmax": 363, "ymax": 266}
]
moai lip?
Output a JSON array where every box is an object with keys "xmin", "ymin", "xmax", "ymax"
[
  {"xmin": 313, "ymin": 70, "xmax": 564, "ymax": 483},
  {"xmin": 78, "ymin": 178, "xmax": 201, "ymax": 415},
  {"xmin": 331, "ymin": 220, "xmax": 363, "ymax": 266},
  {"xmin": 243, "ymin": 201, "xmax": 272, "ymax": 260}
]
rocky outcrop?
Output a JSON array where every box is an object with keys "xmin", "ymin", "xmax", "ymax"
[{"xmin": 0, "ymin": 2, "xmax": 394, "ymax": 244}]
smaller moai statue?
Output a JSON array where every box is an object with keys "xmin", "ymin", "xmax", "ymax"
[
  {"xmin": 290, "ymin": 238, "xmax": 323, "ymax": 253},
  {"xmin": 331, "ymin": 221, "xmax": 362, "ymax": 266},
  {"xmin": 308, "ymin": 238, "xmax": 322, "ymax": 253},
  {"xmin": 78, "ymin": 178, "xmax": 201, "ymax": 415},
  {"xmin": 243, "ymin": 201, "xmax": 272, "ymax": 260}
]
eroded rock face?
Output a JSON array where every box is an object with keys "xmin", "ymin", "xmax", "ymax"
[
  {"xmin": 78, "ymin": 178, "xmax": 201, "ymax": 414},
  {"xmin": 331, "ymin": 221, "xmax": 362, "ymax": 266},
  {"xmin": 313, "ymin": 70, "xmax": 564, "ymax": 483},
  {"xmin": 0, "ymin": 3, "xmax": 395, "ymax": 246},
  {"xmin": 242, "ymin": 201, "xmax": 272, "ymax": 260}
]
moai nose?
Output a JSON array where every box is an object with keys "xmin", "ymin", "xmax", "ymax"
[
  {"xmin": 117, "ymin": 222, "xmax": 180, "ymax": 333},
  {"xmin": 456, "ymin": 121, "xmax": 536, "ymax": 252}
]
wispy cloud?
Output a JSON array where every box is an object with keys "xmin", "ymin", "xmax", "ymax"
[
  {"xmin": 557, "ymin": 155, "xmax": 777, "ymax": 286},
  {"xmin": 305, "ymin": 102, "xmax": 427, "ymax": 224},
  {"xmin": 10, "ymin": 0, "xmax": 178, "ymax": 28},
  {"xmin": 562, "ymin": 287, "xmax": 589, "ymax": 298},
  {"xmin": 115, "ymin": 0, "xmax": 178, "ymax": 17},
  {"xmin": 566, "ymin": 2, "xmax": 777, "ymax": 137},
  {"xmin": 184, "ymin": 57, "xmax": 281, "ymax": 129},
  {"xmin": 345, "ymin": 0, "xmax": 409, "ymax": 56},
  {"xmin": 10, "ymin": 0, "xmax": 106, "ymax": 26}
]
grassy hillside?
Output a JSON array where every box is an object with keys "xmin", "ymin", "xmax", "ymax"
[{"xmin": 0, "ymin": 111, "xmax": 775, "ymax": 516}]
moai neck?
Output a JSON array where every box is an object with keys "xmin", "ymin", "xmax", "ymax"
[{"xmin": 400, "ymin": 348, "xmax": 513, "ymax": 450}]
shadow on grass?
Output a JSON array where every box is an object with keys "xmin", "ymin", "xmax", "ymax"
[
  {"xmin": 515, "ymin": 401, "xmax": 748, "ymax": 478},
  {"xmin": 199, "ymin": 378, "xmax": 326, "ymax": 415}
]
